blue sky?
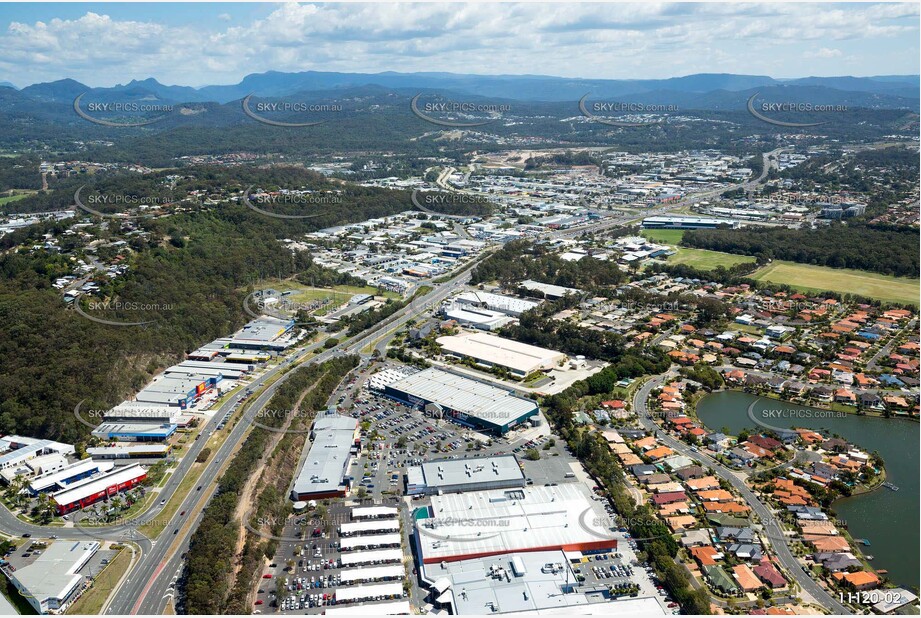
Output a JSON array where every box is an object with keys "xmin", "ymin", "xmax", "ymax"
[{"xmin": 0, "ymin": 2, "xmax": 917, "ymax": 88}]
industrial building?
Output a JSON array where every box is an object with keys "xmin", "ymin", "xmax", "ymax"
[
  {"xmin": 518, "ymin": 280, "xmax": 579, "ymax": 299},
  {"xmin": 133, "ymin": 373, "xmax": 221, "ymax": 410},
  {"xmin": 102, "ymin": 402, "xmax": 182, "ymax": 423},
  {"xmin": 290, "ymin": 414, "xmax": 359, "ymax": 500},
  {"xmin": 414, "ymin": 484, "xmax": 617, "ymax": 564},
  {"xmin": 436, "ymin": 331, "xmax": 567, "ymax": 378},
  {"xmin": 421, "ymin": 550, "xmax": 665, "ymax": 615},
  {"xmin": 230, "ymin": 315, "xmax": 299, "ymax": 350},
  {"xmin": 406, "ymin": 455, "xmax": 525, "ymax": 496},
  {"xmin": 87, "ymin": 444, "xmax": 170, "ymax": 459},
  {"xmin": 374, "ymin": 368, "xmax": 539, "ymax": 435},
  {"xmin": 441, "ymin": 303, "xmax": 514, "ymax": 331},
  {"xmin": 451, "ymin": 291, "xmax": 540, "ymax": 317},
  {"xmin": 91, "ymin": 422, "xmax": 177, "ymax": 442},
  {"xmin": 29, "ymin": 460, "xmax": 115, "ymax": 495},
  {"xmin": 0, "ymin": 436, "xmax": 76, "ymax": 479},
  {"xmin": 51, "ymin": 464, "xmax": 147, "ymax": 514},
  {"xmin": 5, "ymin": 540, "xmax": 100, "ymax": 614},
  {"xmin": 641, "ymin": 216, "xmax": 739, "ymax": 230}
]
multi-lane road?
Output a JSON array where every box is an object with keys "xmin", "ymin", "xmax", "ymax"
[
  {"xmin": 110, "ymin": 253, "xmax": 482, "ymax": 614},
  {"xmin": 1, "ymin": 151, "xmax": 786, "ymax": 614},
  {"xmin": 633, "ymin": 375, "xmax": 851, "ymax": 615}
]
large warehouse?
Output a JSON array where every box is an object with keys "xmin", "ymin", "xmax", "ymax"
[
  {"xmin": 406, "ymin": 455, "xmax": 525, "ymax": 496},
  {"xmin": 376, "ymin": 368, "xmax": 538, "ymax": 435},
  {"xmin": 290, "ymin": 414, "xmax": 359, "ymax": 501},
  {"xmin": 436, "ymin": 331, "xmax": 567, "ymax": 378},
  {"xmin": 414, "ymin": 483, "xmax": 617, "ymax": 564},
  {"xmin": 7, "ymin": 541, "xmax": 100, "ymax": 614}
]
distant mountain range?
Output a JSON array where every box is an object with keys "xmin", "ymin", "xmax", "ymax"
[{"xmin": 4, "ymin": 71, "xmax": 919, "ymax": 110}]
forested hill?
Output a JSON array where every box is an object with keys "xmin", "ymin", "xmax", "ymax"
[
  {"xmin": 681, "ymin": 224, "xmax": 919, "ymax": 278},
  {"xmin": 0, "ymin": 180, "xmax": 417, "ymax": 444}
]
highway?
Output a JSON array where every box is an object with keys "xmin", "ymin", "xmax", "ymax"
[
  {"xmin": 0, "ymin": 149, "xmax": 785, "ymax": 614},
  {"xmin": 112, "ymin": 253, "xmax": 481, "ymax": 614},
  {"xmin": 633, "ymin": 375, "xmax": 851, "ymax": 614}
]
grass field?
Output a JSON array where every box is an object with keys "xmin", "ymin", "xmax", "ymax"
[
  {"xmin": 0, "ymin": 193, "xmax": 31, "ymax": 206},
  {"xmin": 750, "ymin": 261, "xmax": 920, "ymax": 306},
  {"xmin": 67, "ymin": 548, "xmax": 131, "ymax": 614},
  {"xmin": 641, "ymin": 229, "xmax": 685, "ymax": 244},
  {"xmin": 668, "ymin": 247, "xmax": 756, "ymax": 270}
]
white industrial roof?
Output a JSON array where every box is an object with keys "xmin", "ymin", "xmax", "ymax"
[
  {"xmin": 415, "ymin": 455, "xmax": 524, "ymax": 490},
  {"xmin": 0, "ymin": 439, "xmax": 75, "ymax": 468},
  {"xmin": 291, "ymin": 414, "xmax": 357, "ymax": 498},
  {"xmin": 437, "ymin": 332, "xmax": 566, "ymax": 375},
  {"xmin": 453, "ymin": 291, "xmax": 540, "ymax": 316},
  {"xmin": 87, "ymin": 445, "xmax": 170, "ymax": 457},
  {"xmin": 334, "ymin": 582, "xmax": 403, "ymax": 603},
  {"xmin": 423, "ymin": 550, "xmax": 665, "ymax": 616},
  {"xmin": 231, "ymin": 316, "xmax": 293, "ymax": 344},
  {"xmin": 323, "ymin": 600, "xmax": 411, "ymax": 616},
  {"xmin": 340, "ymin": 519, "xmax": 400, "ymax": 536},
  {"xmin": 30, "ymin": 459, "xmax": 114, "ymax": 493},
  {"xmin": 338, "ymin": 533, "xmax": 401, "ymax": 552},
  {"xmin": 417, "ymin": 484, "xmax": 615, "ymax": 562},
  {"xmin": 52, "ymin": 464, "xmax": 146, "ymax": 505},
  {"xmin": 338, "ymin": 549, "xmax": 403, "ymax": 567},
  {"xmin": 339, "ymin": 565, "xmax": 404, "ymax": 584},
  {"xmin": 386, "ymin": 368, "xmax": 536, "ymax": 427},
  {"xmin": 519, "ymin": 279, "xmax": 579, "ymax": 298},
  {"xmin": 10, "ymin": 541, "xmax": 99, "ymax": 610}
]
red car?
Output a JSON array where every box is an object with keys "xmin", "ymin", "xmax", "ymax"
[
  {"xmin": 262, "ymin": 574, "xmax": 272, "ymax": 579},
  {"xmin": 254, "ymin": 600, "xmax": 264, "ymax": 606}
]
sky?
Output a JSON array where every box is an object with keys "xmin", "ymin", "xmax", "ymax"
[{"xmin": 0, "ymin": 2, "xmax": 917, "ymax": 88}]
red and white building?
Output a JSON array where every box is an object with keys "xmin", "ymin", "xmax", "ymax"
[{"xmin": 51, "ymin": 464, "xmax": 147, "ymax": 514}]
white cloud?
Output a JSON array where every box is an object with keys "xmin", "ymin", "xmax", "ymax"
[
  {"xmin": 805, "ymin": 47, "xmax": 843, "ymax": 59},
  {"xmin": 0, "ymin": 2, "xmax": 916, "ymax": 86}
]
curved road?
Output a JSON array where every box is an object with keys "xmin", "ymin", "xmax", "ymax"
[{"xmin": 634, "ymin": 375, "xmax": 850, "ymax": 614}]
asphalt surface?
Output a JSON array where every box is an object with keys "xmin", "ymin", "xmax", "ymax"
[
  {"xmin": 633, "ymin": 374, "xmax": 851, "ymax": 615},
  {"xmin": 0, "ymin": 152, "xmax": 786, "ymax": 614},
  {"xmin": 109, "ymin": 252, "xmax": 484, "ymax": 614}
]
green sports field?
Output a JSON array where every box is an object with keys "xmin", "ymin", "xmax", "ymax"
[
  {"xmin": 667, "ymin": 247, "xmax": 756, "ymax": 270},
  {"xmin": 750, "ymin": 261, "xmax": 920, "ymax": 305},
  {"xmin": 641, "ymin": 229, "xmax": 685, "ymax": 244}
]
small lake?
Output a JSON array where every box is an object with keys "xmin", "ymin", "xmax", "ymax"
[{"xmin": 696, "ymin": 390, "xmax": 919, "ymax": 591}]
